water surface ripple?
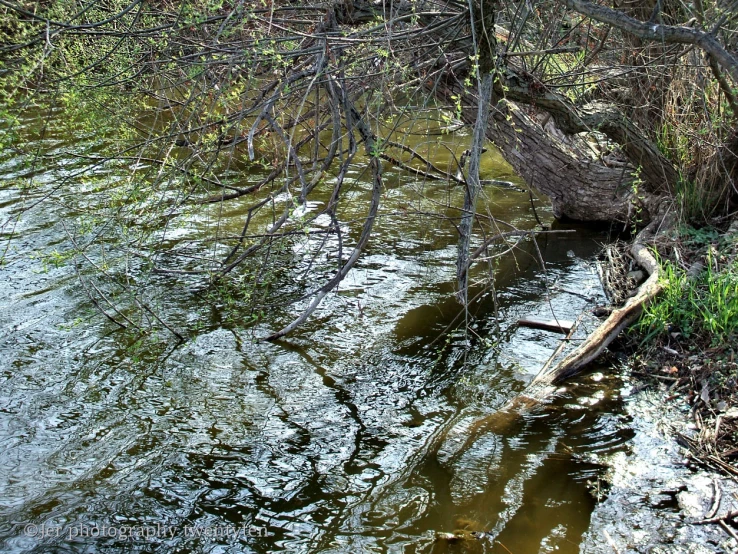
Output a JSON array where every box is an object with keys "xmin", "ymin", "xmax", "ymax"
[{"xmin": 0, "ymin": 117, "xmax": 632, "ymax": 553}]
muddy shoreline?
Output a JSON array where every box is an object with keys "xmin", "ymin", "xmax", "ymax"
[{"xmin": 582, "ymin": 382, "xmax": 738, "ymax": 553}]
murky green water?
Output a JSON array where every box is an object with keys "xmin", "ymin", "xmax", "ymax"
[{"xmin": 0, "ymin": 108, "xmax": 633, "ymax": 553}]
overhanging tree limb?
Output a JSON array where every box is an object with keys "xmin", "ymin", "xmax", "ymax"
[
  {"xmin": 456, "ymin": 0, "xmax": 497, "ymax": 304},
  {"xmin": 498, "ymin": 70, "xmax": 678, "ymax": 190},
  {"xmin": 562, "ymin": 0, "xmax": 738, "ymax": 84}
]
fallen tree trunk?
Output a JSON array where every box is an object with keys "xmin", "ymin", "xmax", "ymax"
[
  {"xmin": 429, "ymin": 30, "xmax": 678, "ymax": 223},
  {"xmin": 485, "ymin": 99, "xmax": 640, "ymax": 222},
  {"xmin": 508, "ymin": 214, "xmax": 670, "ymax": 410},
  {"xmin": 458, "ymin": 215, "xmax": 672, "ymax": 442}
]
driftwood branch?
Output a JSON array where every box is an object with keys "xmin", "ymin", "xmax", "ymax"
[
  {"xmin": 516, "ymin": 217, "xmax": 665, "ymax": 403},
  {"xmin": 518, "ymin": 318, "xmax": 575, "ymax": 333},
  {"xmin": 456, "ymin": 216, "xmax": 672, "ymax": 452},
  {"xmin": 521, "ymin": 216, "xmax": 662, "ymax": 392},
  {"xmin": 436, "ymin": 217, "xmax": 672, "ymax": 458}
]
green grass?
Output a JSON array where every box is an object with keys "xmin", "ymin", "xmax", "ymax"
[{"xmin": 638, "ymin": 233, "xmax": 738, "ymax": 346}]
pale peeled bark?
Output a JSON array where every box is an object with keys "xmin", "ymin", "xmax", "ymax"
[{"xmin": 462, "ymin": 218, "xmax": 668, "ymax": 441}]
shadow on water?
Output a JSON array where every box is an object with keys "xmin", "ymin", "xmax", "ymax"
[{"xmin": 0, "ymin": 111, "xmax": 634, "ymax": 553}]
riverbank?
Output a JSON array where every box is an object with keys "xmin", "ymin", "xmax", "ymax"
[
  {"xmin": 582, "ymin": 385, "xmax": 738, "ymax": 553},
  {"xmin": 583, "ymin": 217, "xmax": 738, "ymax": 553}
]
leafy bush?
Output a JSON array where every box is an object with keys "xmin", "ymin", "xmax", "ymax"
[{"xmin": 639, "ymin": 232, "xmax": 738, "ymax": 345}]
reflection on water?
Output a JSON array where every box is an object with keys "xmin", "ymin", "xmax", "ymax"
[{"xmin": 0, "ymin": 110, "xmax": 632, "ymax": 553}]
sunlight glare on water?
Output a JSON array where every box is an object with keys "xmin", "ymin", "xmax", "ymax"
[{"xmin": 0, "ymin": 110, "xmax": 632, "ymax": 553}]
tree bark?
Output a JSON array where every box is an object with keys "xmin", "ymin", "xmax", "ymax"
[
  {"xmin": 433, "ymin": 61, "xmax": 673, "ymax": 223},
  {"xmin": 438, "ymin": 80, "xmax": 643, "ymax": 222},
  {"xmin": 485, "ymin": 99, "xmax": 639, "ymax": 222}
]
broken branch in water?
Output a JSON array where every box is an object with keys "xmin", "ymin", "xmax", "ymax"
[
  {"xmin": 517, "ymin": 317, "xmax": 575, "ymax": 334},
  {"xmin": 517, "ymin": 215, "xmax": 668, "ymax": 401},
  {"xmin": 457, "ymin": 215, "xmax": 673, "ymax": 445}
]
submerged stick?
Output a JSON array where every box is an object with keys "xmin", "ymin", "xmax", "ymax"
[
  {"xmin": 518, "ymin": 218, "xmax": 664, "ymax": 401},
  {"xmin": 517, "ymin": 317, "xmax": 575, "ymax": 333},
  {"xmin": 463, "ymin": 217, "xmax": 669, "ymax": 441}
]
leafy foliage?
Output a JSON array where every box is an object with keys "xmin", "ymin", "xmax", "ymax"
[{"xmin": 639, "ymin": 229, "xmax": 738, "ymax": 345}]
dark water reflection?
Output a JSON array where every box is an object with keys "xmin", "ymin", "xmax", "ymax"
[{"xmin": 0, "ymin": 114, "xmax": 632, "ymax": 553}]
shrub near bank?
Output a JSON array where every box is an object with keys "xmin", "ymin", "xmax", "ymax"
[{"xmin": 636, "ymin": 221, "xmax": 738, "ymax": 473}]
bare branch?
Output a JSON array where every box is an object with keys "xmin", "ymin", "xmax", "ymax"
[{"xmin": 562, "ymin": 0, "xmax": 738, "ymax": 83}]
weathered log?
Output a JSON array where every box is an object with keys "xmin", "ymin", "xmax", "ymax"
[
  {"xmin": 459, "ymin": 216, "xmax": 671, "ymax": 444},
  {"xmin": 498, "ymin": 74, "xmax": 678, "ymax": 191}
]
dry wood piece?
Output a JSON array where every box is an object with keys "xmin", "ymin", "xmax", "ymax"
[
  {"xmin": 696, "ymin": 509, "xmax": 738, "ymax": 525},
  {"xmin": 705, "ymin": 479, "xmax": 721, "ymax": 520},
  {"xmin": 517, "ymin": 317, "xmax": 575, "ymax": 333},
  {"xmin": 542, "ymin": 227, "xmax": 658, "ymax": 370},
  {"xmin": 484, "ymin": 216, "xmax": 671, "ymax": 421},
  {"xmin": 539, "ymin": 314, "xmax": 584, "ymax": 375}
]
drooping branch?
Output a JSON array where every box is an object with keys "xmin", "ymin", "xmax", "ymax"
[
  {"xmin": 6, "ymin": 0, "xmax": 737, "ymax": 341},
  {"xmin": 708, "ymin": 55, "xmax": 738, "ymax": 120},
  {"xmin": 261, "ymin": 156, "xmax": 382, "ymax": 341},
  {"xmin": 456, "ymin": 0, "xmax": 498, "ymax": 304},
  {"xmin": 562, "ymin": 0, "xmax": 738, "ymax": 83},
  {"xmin": 261, "ymin": 77, "xmax": 383, "ymax": 341}
]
